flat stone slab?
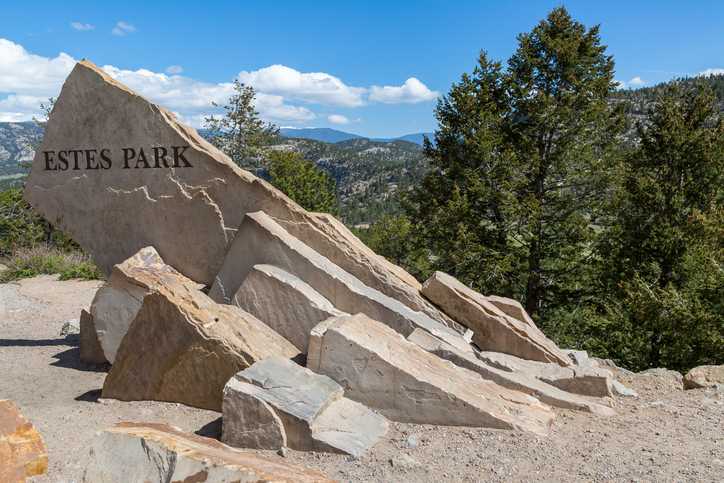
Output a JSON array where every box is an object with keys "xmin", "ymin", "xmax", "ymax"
[
  {"xmin": 407, "ymin": 329, "xmax": 615, "ymax": 416},
  {"xmin": 477, "ymin": 351, "xmax": 613, "ymax": 398},
  {"xmin": 102, "ymin": 274, "xmax": 300, "ymax": 411},
  {"xmin": 421, "ymin": 271, "xmax": 571, "ymax": 366},
  {"xmin": 210, "ymin": 211, "xmax": 470, "ymax": 353},
  {"xmin": 234, "ymin": 264, "xmax": 348, "ymax": 353},
  {"xmin": 311, "ymin": 314, "xmax": 556, "ymax": 435},
  {"xmin": 0, "ymin": 399, "xmax": 47, "ymax": 482},
  {"xmin": 82, "ymin": 422, "xmax": 337, "ymax": 483},
  {"xmin": 223, "ymin": 356, "xmax": 387, "ymax": 454}
]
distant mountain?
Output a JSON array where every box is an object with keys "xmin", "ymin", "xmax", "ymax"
[
  {"xmin": 279, "ymin": 128, "xmax": 362, "ymax": 143},
  {"xmin": 279, "ymin": 127, "xmax": 433, "ymax": 146}
]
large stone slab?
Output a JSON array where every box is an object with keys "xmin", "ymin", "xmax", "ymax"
[
  {"xmin": 210, "ymin": 211, "xmax": 471, "ymax": 353},
  {"xmin": 0, "ymin": 400, "xmax": 47, "ymax": 482},
  {"xmin": 234, "ymin": 264, "xmax": 348, "ymax": 353},
  {"xmin": 310, "ymin": 314, "xmax": 555, "ymax": 435},
  {"xmin": 407, "ymin": 329, "xmax": 615, "ymax": 416},
  {"xmin": 477, "ymin": 351, "xmax": 613, "ymax": 398},
  {"xmin": 83, "ymin": 422, "xmax": 337, "ymax": 483},
  {"xmin": 101, "ymin": 274, "xmax": 301, "ymax": 411},
  {"xmin": 223, "ymin": 356, "xmax": 387, "ymax": 454},
  {"xmin": 24, "ymin": 60, "xmax": 449, "ymax": 340},
  {"xmin": 421, "ymin": 271, "xmax": 570, "ymax": 366},
  {"xmin": 89, "ymin": 246, "xmax": 198, "ymax": 363}
]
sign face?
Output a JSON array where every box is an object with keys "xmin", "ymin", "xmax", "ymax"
[{"xmin": 42, "ymin": 146, "xmax": 193, "ymax": 171}]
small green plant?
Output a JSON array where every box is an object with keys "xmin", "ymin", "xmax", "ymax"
[{"xmin": 0, "ymin": 245, "xmax": 105, "ymax": 283}]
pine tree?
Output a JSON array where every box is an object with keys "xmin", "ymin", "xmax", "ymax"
[
  {"xmin": 267, "ymin": 150, "xmax": 337, "ymax": 215},
  {"xmin": 404, "ymin": 7, "xmax": 625, "ymax": 329}
]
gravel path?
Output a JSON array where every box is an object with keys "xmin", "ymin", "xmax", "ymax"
[{"xmin": 1, "ymin": 275, "xmax": 722, "ymax": 482}]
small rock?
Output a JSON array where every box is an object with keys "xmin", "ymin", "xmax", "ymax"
[
  {"xmin": 611, "ymin": 380, "xmax": 638, "ymax": 397},
  {"xmin": 637, "ymin": 401, "xmax": 663, "ymax": 409},
  {"xmin": 403, "ymin": 436, "xmax": 419, "ymax": 447},
  {"xmin": 59, "ymin": 318, "xmax": 80, "ymax": 336},
  {"xmin": 391, "ymin": 453, "xmax": 419, "ymax": 468},
  {"xmin": 683, "ymin": 365, "xmax": 724, "ymax": 389},
  {"xmin": 564, "ymin": 349, "xmax": 589, "ymax": 366},
  {"xmin": 597, "ymin": 397, "xmax": 615, "ymax": 407},
  {"xmin": 277, "ymin": 447, "xmax": 287, "ymax": 458}
]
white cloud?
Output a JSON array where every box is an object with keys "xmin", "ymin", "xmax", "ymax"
[
  {"xmin": 166, "ymin": 65, "xmax": 183, "ymax": 74},
  {"xmin": 0, "ymin": 39, "xmax": 75, "ymax": 97},
  {"xmin": 615, "ymin": 76, "xmax": 647, "ymax": 89},
  {"xmin": 369, "ymin": 77, "xmax": 439, "ymax": 104},
  {"xmin": 328, "ymin": 114, "xmax": 361, "ymax": 124},
  {"xmin": 238, "ymin": 65, "xmax": 367, "ymax": 108},
  {"xmin": 71, "ymin": 22, "xmax": 93, "ymax": 31},
  {"xmin": 112, "ymin": 21, "xmax": 135, "ymax": 36},
  {"xmin": 699, "ymin": 68, "xmax": 724, "ymax": 77},
  {"xmin": 0, "ymin": 94, "xmax": 49, "ymax": 121}
]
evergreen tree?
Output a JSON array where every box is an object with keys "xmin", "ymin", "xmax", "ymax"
[
  {"xmin": 202, "ymin": 80, "xmax": 279, "ymax": 173},
  {"xmin": 588, "ymin": 82, "xmax": 724, "ymax": 370},
  {"xmin": 405, "ymin": 7, "xmax": 625, "ymax": 328},
  {"xmin": 267, "ymin": 150, "xmax": 337, "ymax": 215}
]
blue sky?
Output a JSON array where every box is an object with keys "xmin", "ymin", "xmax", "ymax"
[{"xmin": 1, "ymin": 0, "xmax": 723, "ymax": 138}]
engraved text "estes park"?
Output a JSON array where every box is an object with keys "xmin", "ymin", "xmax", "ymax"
[{"xmin": 42, "ymin": 146, "xmax": 193, "ymax": 171}]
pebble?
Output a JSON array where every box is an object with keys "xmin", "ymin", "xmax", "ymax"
[{"xmin": 391, "ymin": 453, "xmax": 419, "ymax": 468}]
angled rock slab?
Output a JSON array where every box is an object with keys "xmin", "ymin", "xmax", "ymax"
[
  {"xmin": 211, "ymin": 211, "xmax": 471, "ymax": 353},
  {"xmin": 102, "ymin": 275, "xmax": 300, "ymax": 411},
  {"xmin": 0, "ymin": 400, "xmax": 47, "ymax": 482},
  {"xmin": 234, "ymin": 264, "xmax": 348, "ymax": 353},
  {"xmin": 311, "ymin": 314, "xmax": 555, "ymax": 435},
  {"xmin": 24, "ymin": 60, "xmax": 448, "ymax": 340},
  {"xmin": 421, "ymin": 271, "xmax": 571, "ymax": 366},
  {"xmin": 407, "ymin": 329, "xmax": 615, "ymax": 416},
  {"xmin": 683, "ymin": 365, "xmax": 724, "ymax": 389},
  {"xmin": 477, "ymin": 351, "xmax": 613, "ymax": 398},
  {"xmin": 83, "ymin": 422, "xmax": 337, "ymax": 483},
  {"xmin": 79, "ymin": 309, "xmax": 108, "ymax": 365},
  {"xmin": 223, "ymin": 356, "xmax": 387, "ymax": 455},
  {"xmin": 89, "ymin": 246, "xmax": 199, "ymax": 363}
]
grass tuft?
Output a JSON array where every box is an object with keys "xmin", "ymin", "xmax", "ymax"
[{"xmin": 0, "ymin": 245, "xmax": 105, "ymax": 283}]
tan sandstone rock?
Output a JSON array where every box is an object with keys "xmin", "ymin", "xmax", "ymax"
[
  {"xmin": 23, "ymin": 60, "xmax": 449, "ymax": 340},
  {"xmin": 407, "ymin": 329, "xmax": 615, "ymax": 416},
  {"xmin": 223, "ymin": 356, "xmax": 388, "ymax": 455},
  {"xmin": 0, "ymin": 400, "xmax": 48, "ymax": 482},
  {"xmin": 310, "ymin": 314, "xmax": 555, "ymax": 435},
  {"xmin": 101, "ymin": 275, "xmax": 300, "ymax": 411},
  {"xmin": 233, "ymin": 264, "xmax": 348, "ymax": 353},
  {"xmin": 683, "ymin": 365, "xmax": 724, "ymax": 389},
  {"xmin": 89, "ymin": 246, "xmax": 198, "ymax": 363},
  {"xmin": 79, "ymin": 309, "xmax": 108, "ymax": 365},
  {"xmin": 83, "ymin": 422, "xmax": 337, "ymax": 483},
  {"xmin": 477, "ymin": 351, "xmax": 613, "ymax": 398},
  {"xmin": 210, "ymin": 211, "xmax": 471, "ymax": 353},
  {"xmin": 421, "ymin": 271, "xmax": 571, "ymax": 366}
]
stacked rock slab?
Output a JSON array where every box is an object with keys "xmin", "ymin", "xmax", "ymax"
[
  {"xmin": 101, "ymin": 251, "xmax": 301, "ymax": 411},
  {"xmin": 234, "ymin": 264, "xmax": 348, "ymax": 353},
  {"xmin": 0, "ymin": 400, "xmax": 47, "ymax": 482},
  {"xmin": 407, "ymin": 329, "xmax": 615, "ymax": 415},
  {"xmin": 211, "ymin": 210, "xmax": 471, "ymax": 353},
  {"xmin": 83, "ymin": 422, "xmax": 337, "ymax": 483},
  {"xmin": 89, "ymin": 246, "xmax": 199, "ymax": 363},
  {"xmin": 222, "ymin": 356, "xmax": 388, "ymax": 455},
  {"xmin": 23, "ymin": 60, "xmax": 450, "ymax": 334},
  {"xmin": 421, "ymin": 271, "xmax": 571, "ymax": 366},
  {"xmin": 309, "ymin": 314, "xmax": 556, "ymax": 435},
  {"xmin": 477, "ymin": 351, "xmax": 613, "ymax": 398}
]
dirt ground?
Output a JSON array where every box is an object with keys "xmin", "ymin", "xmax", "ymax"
[{"xmin": 1, "ymin": 275, "xmax": 722, "ymax": 483}]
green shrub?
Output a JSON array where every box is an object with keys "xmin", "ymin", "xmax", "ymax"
[{"xmin": 0, "ymin": 245, "xmax": 104, "ymax": 283}]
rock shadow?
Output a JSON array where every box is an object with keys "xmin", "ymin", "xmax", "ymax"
[
  {"xmin": 195, "ymin": 417, "xmax": 222, "ymax": 440},
  {"xmin": 50, "ymin": 347, "xmax": 110, "ymax": 373},
  {"xmin": 75, "ymin": 388, "xmax": 103, "ymax": 403}
]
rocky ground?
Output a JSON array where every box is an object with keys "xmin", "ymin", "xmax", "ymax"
[{"xmin": 1, "ymin": 275, "xmax": 722, "ymax": 483}]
